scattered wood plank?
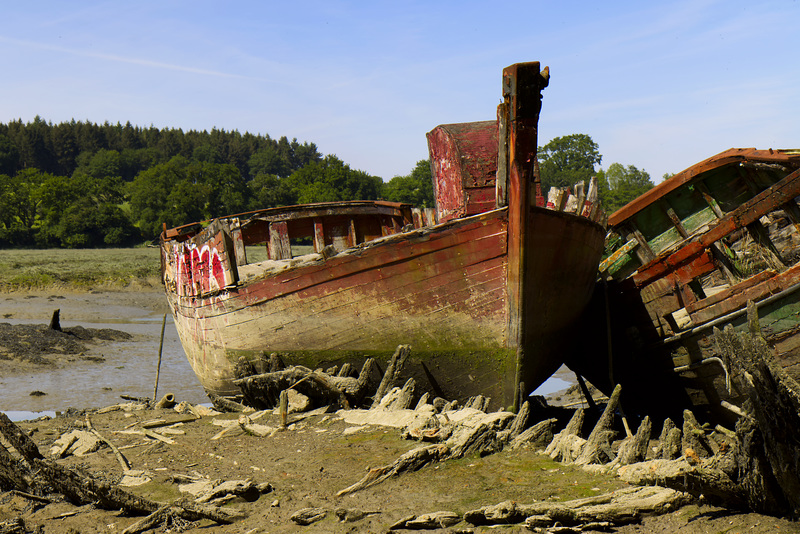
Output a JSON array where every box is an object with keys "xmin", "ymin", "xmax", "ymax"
[
  {"xmin": 337, "ymin": 444, "xmax": 449, "ymax": 497},
  {"xmin": 463, "ymin": 486, "xmax": 692, "ymax": 527}
]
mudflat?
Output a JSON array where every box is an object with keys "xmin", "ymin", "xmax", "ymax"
[{"xmin": 0, "ymin": 287, "xmax": 798, "ymax": 532}]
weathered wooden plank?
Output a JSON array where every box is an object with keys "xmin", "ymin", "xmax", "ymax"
[
  {"xmin": 599, "ymin": 238, "xmax": 638, "ymax": 274},
  {"xmin": 689, "ymin": 263, "xmax": 800, "ymax": 325},
  {"xmin": 686, "ymin": 270, "xmax": 776, "ymax": 314},
  {"xmin": 495, "ymin": 103, "xmax": 508, "ymax": 208},
  {"xmin": 610, "ymin": 148, "xmax": 800, "ymax": 226},
  {"xmin": 634, "ymin": 166, "xmax": 800, "ymax": 287},
  {"xmin": 427, "ymin": 121, "xmax": 498, "ymax": 222},
  {"xmin": 312, "ymin": 219, "xmax": 325, "ymax": 252},
  {"xmin": 229, "ymin": 218, "xmax": 247, "ymax": 267},
  {"xmin": 268, "ymin": 221, "xmax": 291, "ymax": 260}
]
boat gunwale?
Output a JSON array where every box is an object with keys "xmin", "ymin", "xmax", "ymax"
[
  {"xmin": 161, "ymin": 199, "xmax": 414, "ymax": 242},
  {"xmin": 608, "ymin": 147, "xmax": 800, "ymax": 227},
  {"xmin": 163, "ymin": 204, "xmax": 606, "ymax": 308}
]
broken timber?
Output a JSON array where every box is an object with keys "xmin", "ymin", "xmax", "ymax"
[
  {"xmin": 0, "ymin": 412, "xmax": 244, "ymax": 526},
  {"xmin": 620, "ymin": 304, "xmax": 800, "ymax": 517}
]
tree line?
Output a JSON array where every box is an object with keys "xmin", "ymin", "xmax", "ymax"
[
  {"xmin": 0, "ymin": 117, "xmax": 652, "ymax": 249},
  {"xmin": 538, "ymin": 133, "xmax": 657, "ymax": 213},
  {"xmin": 0, "ymin": 117, "xmax": 434, "ymax": 248}
]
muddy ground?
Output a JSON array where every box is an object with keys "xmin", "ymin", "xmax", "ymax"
[{"xmin": 1, "ymin": 290, "xmax": 799, "ymax": 533}]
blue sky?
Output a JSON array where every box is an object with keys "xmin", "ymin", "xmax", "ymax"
[{"xmin": 1, "ymin": 1, "xmax": 798, "ymax": 183}]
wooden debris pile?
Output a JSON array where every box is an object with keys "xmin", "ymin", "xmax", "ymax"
[
  {"xmin": 228, "ymin": 345, "xmax": 411, "ymax": 412},
  {"xmin": 0, "ymin": 400, "xmax": 263, "ymax": 534},
  {"xmin": 618, "ymin": 306, "xmax": 800, "ymax": 518},
  {"xmin": 543, "ymin": 176, "xmax": 607, "ymax": 226}
]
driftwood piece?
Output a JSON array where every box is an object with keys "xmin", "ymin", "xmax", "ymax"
[
  {"xmin": 337, "ymin": 362, "xmax": 353, "ymax": 377},
  {"xmin": 238, "ymin": 415, "xmax": 275, "ymax": 437},
  {"xmin": 618, "ymin": 457, "xmax": 746, "ymax": 509},
  {"xmin": 234, "ymin": 366, "xmax": 350, "ymax": 410},
  {"xmin": 337, "ymin": 444, "xmax": 449, "ymax": 497},
  {"xmin": 509, "ymin": 417, "xmax": 558, "ymax": 450},
  {"xmin": 371, "ymin": 345, "xmax": 411, "ymax": 408},
  {"xmin": 545, "ymin": 408, "xmax": 587, "ymax": 463},
  {"xmin": 207, "ymin": 393, "xmax": 249, "ymax": 413},
  {"xmin": 507, "ymin": 400, "xmax": 531, "ymax": 439},
  {"xmin": 53, "ymin": 434, "xmax": 79, "ymax": 458},
  {"xmin": 121, "ymin": 505, "xmax": 180, "ymax": 534},
  {"xmin": 390, "ymin": 511, "xmax": 461, "ymax": 529},
  {"xmin": 415, "ymin": 392, "xmax": 431, "ymax": 410},
  {"xmin": 463, "ymin": 486, "xmax": 692, "ymax": 527},
  {"xmin": 445, "ymin": 412, "xmax": 513, "ymax": 459},
  {"xmin": 85, "ymin": 414, "xmax": 131, "ymax": 471},
  {"xmin": 329, "ymin": 358, "xmax": 377, "ymax": 404},
  {"xmin": 464, "ymin": 395, "xmax": 490, "ymax": 412},
  {"xmin": 654, "ymin": 418, "xmax": 681, "ymax": 460},
  {"xmin": 0, "ymin": 445, "xmax": 37, "ymax": 494},
  {"xmin": 140, "ymin": 415, "xmax": 197, "ymax": 428},
  {"xmin": 574, "ymin": 384, "xmax": 622, "ymax": 466},
  {"xmin": 381, "ymin": 378, "xmax": 416, "ymax": 410},
  {"xmin": 7, "ymin": 490, "xmax": 51, "ymax": 504},
  {"xmin": 0, "ymin": 413, "xmax": 43, "ymax": 465}
]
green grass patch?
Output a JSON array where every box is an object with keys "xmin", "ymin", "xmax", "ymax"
[{"xmin": 0, "ymin": 247, "xmax": 162, "ymax": 291}]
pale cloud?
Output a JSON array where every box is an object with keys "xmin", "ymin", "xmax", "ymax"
[{"xmin": 0, "ymin": 35, "xmax": 247, "ymax": 79}]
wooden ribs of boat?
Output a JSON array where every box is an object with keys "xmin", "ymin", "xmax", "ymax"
[{"xmin": 582, "ymin": 147, "xmax": 800, "ymax": 423}]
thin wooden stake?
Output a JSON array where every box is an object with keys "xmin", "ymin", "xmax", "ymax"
[
  {"xmin": 153, "ymin": 313, "xmax": 167, "ymax": 403},
  {"xmin": 279, "ymin": 390, "xmax": 288, "ymax": 429}
]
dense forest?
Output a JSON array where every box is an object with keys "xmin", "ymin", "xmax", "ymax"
[
  {"xmin": 0, "ymin": 117, "xmax": 434, "ymax": 248},
  {"xmin": 0, "ymin": 119, "xmax": 651, "ymax": 249}
]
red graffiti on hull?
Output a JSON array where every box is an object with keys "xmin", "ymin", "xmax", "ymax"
[{"xmin": 174, "ymin": 243, "xmax": 227, "ymax": 297}]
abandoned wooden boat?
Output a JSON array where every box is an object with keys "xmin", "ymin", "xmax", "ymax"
[
  {"xmin": 569, "ymin": 147, "xmax": 800, "ymax": 423},
  {"xmin": 160, "ymin": 62, "xmax": 606, "ymax": 411}
]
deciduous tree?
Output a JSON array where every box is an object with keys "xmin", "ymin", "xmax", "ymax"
[
  {"xmin": 538, "ymin": 134, "xmax": 601, "ymax": 189},
  {"xmin": 382, "ymin": 160, "xmax": 434, "ymax": 208}
]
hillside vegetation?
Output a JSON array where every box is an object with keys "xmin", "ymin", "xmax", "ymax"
[{"xmin": 0, "ymin": 118, "xmax": 434, "ymax": 248}]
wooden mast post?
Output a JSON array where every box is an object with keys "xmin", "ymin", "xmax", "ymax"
[{"xmin": 502, "ymin": 62, "xmax": 549, "ymax": 412}]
